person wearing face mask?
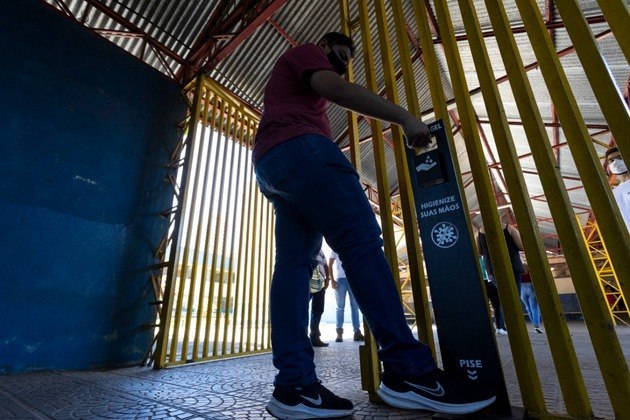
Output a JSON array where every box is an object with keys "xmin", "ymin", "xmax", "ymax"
[
  {"xmin": 605, "ymin": 146, "xmax": 630, "ymax": 231},
  {"xmin": 254, "ymin": 32, "xmax": 495, "ymax": 419}
]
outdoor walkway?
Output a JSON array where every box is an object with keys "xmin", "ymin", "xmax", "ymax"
[{"xmin": 0, "ymin": 322, "xmax": 628, "ymax": 419}]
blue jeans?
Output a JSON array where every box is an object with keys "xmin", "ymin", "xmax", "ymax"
[
  {"xmin": 334, "ymin": 277, "xmax": 361, "ymax": 331},
  {"xmin": 254, "ymin": 135, "xmax": 435, "ymax": 386},
  {"xmin": 520, "ymin": 283, "xmax": 541, "ymax": 327}
]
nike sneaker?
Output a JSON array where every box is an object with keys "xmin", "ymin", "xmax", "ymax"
[
  {"xmin": 266, "ymin": 380, "xmax": 354, "ymax": 419},
  {"xmin": 377, "ymin": 368, "xmax": 496, "ymax": 415}
]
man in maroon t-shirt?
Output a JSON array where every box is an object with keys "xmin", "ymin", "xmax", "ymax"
[{"xmin": 254, "ymin": 32, "xmax": 495, "ymax": 419}]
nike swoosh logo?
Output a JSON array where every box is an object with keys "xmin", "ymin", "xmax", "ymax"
[
  {"xmin": 404, "ymin": 380, "xmax": 446, "ymax": 397},
  {"xmin": 300, "ymin": 394, "xmax": 322, "ymax": 406}
]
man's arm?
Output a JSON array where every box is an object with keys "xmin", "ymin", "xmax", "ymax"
[
  {"xmin": 310, "ymin": 70, "xmax": 431, "ymax": 148},
  {"xmin": 507, "ymin": 224, "xmax": 524, "ymax": 251},
  {"xmin": 328, "ymin": 257, "xmax": 337, "ymax": 289}
]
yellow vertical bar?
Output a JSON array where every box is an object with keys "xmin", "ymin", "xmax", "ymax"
[
  {"xmin": 169, "ymin": 83, "xmax": 213, "ymax": 364},
  {"xmin": 595, "ymin": 0, "xmax": 630, "ymax": 63},
  {"xmin": 246, "ymin": 178, "xmax": 260, "ymax": 352},
  {"xmin": 239, "ymin": 129, "xmax": 256, "ymax": 353},
  {"xmin": 211, "ymin": 104, "xmax": 234, "ymax": 356},
  {"xmin": 356, "ymin": 0, "xmax": 390, "ymax": 398},
  {"xmin": 431, "ymin": 1, "xmax": 546, "ymax": 414},
  {"xmin": 195, "ymin": 92, "xmax": 220, "ymax": 360},
  {"xmin": 188, "ymin": 91, "xmax": 214, "ymax": 361},
  {"xmin": 214, "ymin": 108, "xmax": 239, "ymax": 354},
  {"xmin": 386, "ymin": 0, "xmax": 435, "ymax": 357},
  {"xmin": 411, "ymin": 4, "xmax": 446, "ymax": 122},
  {"xmin": 261, "ymin": 199, "xmax": 273, "ymax": 349},
  {"xmin": 232, "ymin": 119, "xmax": 253, "ymax": 353},
  {"xmin": 156, "ymin": 77, "xmax": 204, "ymax": 368},
  {"xmin": 458, "ymin": 0, "xmax": 592, "ymax": 415},
  {"xmin": 253, "ymin": 193, "xmax": 265, "ymax": 351},
  {"xmin": 554, "ymin": 0, "xmax": 630, "ymax": 163},
  {"xmin": 180, "ymin": 93, "xmax": 210, "ymax": 360},
  {"xmin": 267, "ymin": 212, "xmax": 274, "ymax": 349},
  {"xmin": 338, "ymin": 0, "xmax": 362, "ymax": 174},
  {"xmin": 202, "ymin": 96, "xmax": 227, "ymax": 357},
  {"xmin": 516, "ymin": 0, "xmax": 630, "ymax": 305},
  {"xmin": 254, "ymin": 191, "xmax": 266, "ymax": 349},
  {"xmin": 222, "ymin": 111, "xmax": 247, "ymax": 355},
  {"xmin": 240, "ymin": 151, "xmax": 256, "ymax": 352},
  {"xmin": 361, "ymin": 3, "xmax": 398, "ymax": 288},
  {"xmin": 487, "ymin": 2, "xmax": 630, "ymax": 416}
]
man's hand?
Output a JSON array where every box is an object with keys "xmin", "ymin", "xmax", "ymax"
[
  {"xmin": 402, "ymin": 117, "xmax": 432, "ymax": 149},
  {"xmin": 331, "ymin": 279, "xmax": 338, "ymax": 290}
]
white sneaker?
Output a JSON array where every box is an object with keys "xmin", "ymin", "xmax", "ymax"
[{"xmin": 496, "ymin": 328, "xmax": 508, "ymax": 335}]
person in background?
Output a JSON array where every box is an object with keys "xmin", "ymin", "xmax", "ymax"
[
  {"xmin": 520, "ymin": 263, "xmax": 543, "ymax": 334},
  {"xmin": 253, "ymin": 31, "xmax": 495, "ymax": 419},
  {"xmin": 604, "ymin": 146, "xmax": 630, "ymax": 231},
  {"xmin": 309, "ymin": 249, "xmax": 330, "ymax": 347},
  {"xmin": 328, "ymin": 250, "xmax": 364, "ymax": 343},
  {"xmin": 477, "ymin": 219, "xmax": 525, "ymax": 334},
  {"xmin": 479, "ymin": 255, "xmax": 507, "ymax": 335}
]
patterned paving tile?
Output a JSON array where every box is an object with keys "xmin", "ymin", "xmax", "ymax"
[
  {"xmin": 0, "ymin": 322, "xmax": 626, "ymax": 419},
  {"xmin": 0, "ymin": 391, "xmax": 45, "ymax": 419}
]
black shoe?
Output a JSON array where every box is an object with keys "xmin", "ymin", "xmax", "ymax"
[
  {"xmin": 353, "ymin": 330, "xmax": 365, "ymax": 341},
  {"xmin": 534, "ymin": 326, "xmax": 544, "ymax": 334},
  {"xmin": 310, "ymin": 336, "xmax": 329, "ymax": 347},
  {"xmin": 377, "ymin": 369, "xmax": 496, "ymax": 415},
  {"xmin": 266, "ymin": 381, "xmax": 354, "ymax": 419}
]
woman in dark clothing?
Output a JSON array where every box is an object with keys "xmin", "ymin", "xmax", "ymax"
[{"xmin": 477, "ymin": 222, "xmax": 525, "ymax": 334}]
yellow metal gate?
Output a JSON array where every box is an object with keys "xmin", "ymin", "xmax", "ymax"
[
  {"xmin": 153, "ymin": 76, "xmax": 272, "ymax": 367},
  {"xmin": 337, "ymin": 0, "xmax": 629, "ymax": 417}
]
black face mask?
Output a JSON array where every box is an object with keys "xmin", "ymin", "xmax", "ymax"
[{"xmin": 326, "ymin": 50, "xmax": 347, "ymax": 76}]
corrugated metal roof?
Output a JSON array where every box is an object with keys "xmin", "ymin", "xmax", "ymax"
[{"xmin": 41, "ymin": 0, "xmax": 626, "ymax": 247}]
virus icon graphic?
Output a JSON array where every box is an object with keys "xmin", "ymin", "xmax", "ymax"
[{"xmin": 431, "ymin": 222, "xmax": 459, "ymax": 248}]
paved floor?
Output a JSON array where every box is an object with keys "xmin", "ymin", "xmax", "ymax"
[{"xmin": 0, "ymin": 322, "xmax": 628, "ymax": 419}]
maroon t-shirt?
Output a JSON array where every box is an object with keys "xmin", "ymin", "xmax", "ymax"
[{"xmin": 252, "ymin": 44, "xmax": 336, "ymax": 162}]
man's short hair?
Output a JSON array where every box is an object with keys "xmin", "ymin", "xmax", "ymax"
[
  {"xmin": 605, "ymin": 146, "xmax": 619, "ymax": 160},
  {"xmin": 320, "ymin": 32, "xmax": 355, "ymax": 56}
]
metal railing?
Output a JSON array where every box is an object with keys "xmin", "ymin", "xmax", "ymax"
[
  {"xmin": 153, "ymin": 75, "xmax": 272, "ymax": 367},
  {"xmin": 340, "ymin": 0, "xmax": 629, "ymax": 417}
]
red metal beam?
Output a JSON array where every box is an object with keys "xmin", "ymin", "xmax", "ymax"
[
  {"xmin": 181, "ymin": 0, "xmax": 242, "ymax": 67},
  {"xmin": 53, "ymin": 0, "xmax": 76, "ymax": 20},
  {"xmin": 94, "ymin": 29, "xmax": 144, "ymax": 38},
  {"xmin": 206, "ymin": 1, "xmax": 288, "ymax": 68},
  {"xmin": 474, "ymin": 114, "xmax": 512, "ymax": 213},
  {"xmin": 81, "ymin": 0, "xmax": 186, "ymax": 67},
  {"xmin": 267, "ymin": 18, "xmax": 298, "ymax": 46},
  {"xmin": 181, "ymin": 0, "xmax": 288, "ymax": 83}
]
